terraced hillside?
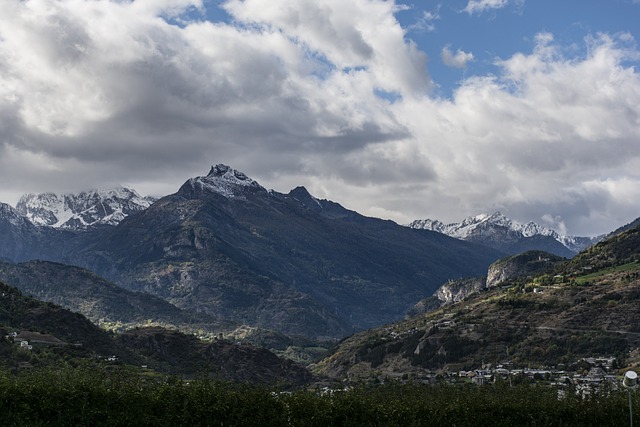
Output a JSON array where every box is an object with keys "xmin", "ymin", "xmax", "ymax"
[{"xmin": 315, "ymin": 224, "xmax": 640, "ymax": 380}]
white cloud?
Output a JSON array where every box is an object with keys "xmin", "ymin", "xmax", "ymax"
[
  {"xmin": 407, "ymin": 8, "xmax": 441, "ymax": 33},
  {"xmin": 0, "ymin": 1, "xmax": 638, "ymax": 236},
  {"xmin": 0, "ymin": 0, "xmax": 425, "ymax": 196},
  {"xmin": 441, "ymin": 46, "xmax": 474, "ymax": 68},
  {"xmin": 222, "ymin": 0, "xmax": 430, "ymax": 98},
  {"xmin": 463, "ymin": 0, "xmax": 510, "ymax": 15},
  {"xmin": 388, "ymin": 31, "xmax": 640, "ymax": 235}
]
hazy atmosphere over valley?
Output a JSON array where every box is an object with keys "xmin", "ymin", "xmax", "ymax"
[{"xmin": 1, "ymin": 0, "xmax": 639, "ymax": 236}]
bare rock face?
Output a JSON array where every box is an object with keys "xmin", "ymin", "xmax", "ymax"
[
  {"xmin": 486, "ymin": 262, "xmax": 519, "ymax": 288},
  {"xmin": 436, "ymin": 277, "xmax": 487, "ymax": 305},
  {"xmin": 408, "ymin": 277, "xmax": 487, "ymax": 317}
]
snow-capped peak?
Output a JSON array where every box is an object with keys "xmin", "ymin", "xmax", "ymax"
[
  {"xmin": 16, "ymin": 187, "xmax": 156, "ymax": 230},
  {"xmin": 408, "ymin": 212, "xmax": 601, "ymax": 253},
  {"xmin": 412, "ymin": 212, "xmax": 515, "ymax": 240},
  {"xmin": 184, "ymin": 164, "xmax": 266, "ymax": 198}
]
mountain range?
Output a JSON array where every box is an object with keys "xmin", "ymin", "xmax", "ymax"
[
  {"xmin": 408, "ymin": 212, "xmax": 602, "ymax": 257},
  {"xmin": 0, "ymin": 164, "xmax": 503, "ymax": 339},
  {"xmin": 1, "ymin": 163, "xmax": 639, "ymax": 385}
]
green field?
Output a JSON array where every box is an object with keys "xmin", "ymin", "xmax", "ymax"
[{"xmin": 574, "ymin": 261, "xmax": 640, "ymax": 285}]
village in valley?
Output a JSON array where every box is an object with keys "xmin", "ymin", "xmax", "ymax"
[{"xmin": 345, "ymin": 353, "xmax": 636, "ymax": 398}]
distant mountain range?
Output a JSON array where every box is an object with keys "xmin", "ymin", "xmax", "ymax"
[
  {"xmin": 408, "ymin": 212, "xmax": 602, "ymax": 257},
  {"xmin": 0, "ymin": 164, "xmax": 503, "ymax": 339},
  {"xmin": 16, "ymin": 187, "xmax": 156, "ymax": 230},
  {"xmin": 4, "ymin": 174, "xmax": 604, "ymax": 259}
]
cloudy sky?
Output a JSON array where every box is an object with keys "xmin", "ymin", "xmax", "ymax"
[{"xmin": 1, "ymin": 0, "xmax": 639, "ymax": 236}]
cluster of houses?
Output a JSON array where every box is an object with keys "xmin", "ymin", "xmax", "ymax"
[
  {"xmin": 365, "ymin": 355, "xmax": 628, "ymax": 397},
  {"xmin": 4, "ymin": 330, "xmax": 72, "ymax": 351},
  {"xmin": 455, "ymin": 356, "xmax": 618, "ymax": 388},
  {"xmin": 4, "ymin": 331, "xmax": 33, "ymax": 350}
]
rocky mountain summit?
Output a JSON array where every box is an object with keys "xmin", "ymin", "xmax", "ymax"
[
  {"xmin": 181, "ymin": 164, "xmax": 267, "ymax": 199},
  {"xmin": 0, "ymin": 203, "xmax": 28, "ymax": 228},
  {"xmin": 408, "ymin": 212, "xmax": 601, "ymax": 257},
  {"xmin": 16, "ymin": 187, "xmax": 156, "ymax": 230}
]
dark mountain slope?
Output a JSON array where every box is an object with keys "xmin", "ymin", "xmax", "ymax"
[
  {"xmin": 558, "ymin": 224, "xmax": 640, "ymax": 275},
  {"xmin": 69, "ymin": 166, "xmax": 503, "ymax": 338},
  {"xmin": 0, "ymin": 280, "xmax": 119, "ymax": 357},
  {"xmin": 607, "ymin": 216, "xmax": 640, "ymax": 238},
  {"xmin": 0, "ymin": 280, "xmax": 315, "ymax": 385},
  {"xmin": 117, "ymin": 326, "xmax": 314, "ymax": 385},
  {"xmin": 0, "ymin": 260, "xmax": 225, "ymax": 332},
  {"xmin": 0, "ymin": 203, "xmax": 75, "ymax": 262}
]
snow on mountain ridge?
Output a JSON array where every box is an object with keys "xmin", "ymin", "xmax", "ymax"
[
  {"xmin": 185, "ymin": 164, "xmax": 266, "ymax": 198},
  {"xmin": 408, "ymin": 212, "xmax": 600, "ymax": 253},
  {"xmin": 16, "ymin": 187, "xmax": 156, "ymax": 230}
]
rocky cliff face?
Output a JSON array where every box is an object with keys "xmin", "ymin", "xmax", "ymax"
[
  {"xmin": 436, "ymin": 277, "xmax": 487, "ymax": 305},
  {"xmin": 486, "ymin": 262, "xmax": 516, "ymax": 289},
  {"xmin": 408, "ymin": 277, "xmax": 487, "ymax": 317}
]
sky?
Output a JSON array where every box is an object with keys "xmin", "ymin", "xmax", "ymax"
[{"xmin": 0, "ymin": 0, "xmax": 639, "ymax": 236}]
